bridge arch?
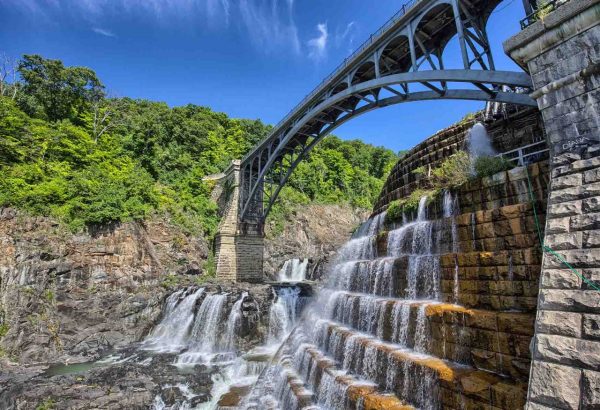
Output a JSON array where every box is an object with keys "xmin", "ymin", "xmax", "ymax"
[{"xmin": 238, "ymin": 0, "xmax": 537, "ymax": 224}]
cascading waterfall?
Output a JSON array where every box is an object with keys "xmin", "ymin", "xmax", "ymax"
[
  {"xmin": 268, "ymin": 287, "xmax": 301, "ymax": 343},
  {"xmin": 244, "ymin": 193, "xmax": 466, "ymax": 409},
  {"xmin": 144, "ymin": 289, "xmax": 255, "ymax": 409},
  {"xmin": 224, "ymin": 292, "xmax": 247, "ymax": 351},
  {"xmin": 278, "ymin": 258, "xmax": 309, "ymax": 282},
  {"xmin": 142, "ymin": 287, "xmax": 205, "ymax": 353},
  {"xmin": 178, "ymin": 294, "xmax": 228, "ymax": 363}
]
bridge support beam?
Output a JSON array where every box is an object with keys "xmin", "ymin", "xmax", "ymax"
[
  {"xmin": 213, "ymin": 160, "xmax": 264, "ymax": 283},
  {"xmin": 505, "ymin": 1, "xmax": 600, "ymax": 409}
]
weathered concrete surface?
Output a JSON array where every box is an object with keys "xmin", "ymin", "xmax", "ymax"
[{"xmin": 505, "ymin": 1, "xmax": 600, "ymax": 408}]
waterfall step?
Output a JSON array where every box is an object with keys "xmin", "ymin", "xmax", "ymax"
[
  {"xmin": 317, "ymin": 292, "xmax": 533, "ymax": 380},
  {"xmin": 289, "ymin": 337, "xmax": 413, "ymax": 410},
  {"xmin": 310, "ymin": 320, "xmax": 527, "ymax": 408}
]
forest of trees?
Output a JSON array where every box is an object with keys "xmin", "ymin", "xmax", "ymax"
[{"xmin": 0, "ymin": 54, "xmax": 398, "ymax": 238}]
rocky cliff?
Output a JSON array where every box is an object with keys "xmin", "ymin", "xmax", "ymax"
[
  {"xmin": 263, "ymin": 204, "xmax": 367, "ymax": 279},
  {"xmin": 0, "ymin": 209, "xmax": 212, "ymax": 365}
]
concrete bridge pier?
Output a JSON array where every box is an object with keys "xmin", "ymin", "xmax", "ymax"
[
  {"xmin": 212, "ymin": 160, "xmax": 264, "ymax": 283},
  {"xmin": 505, "ymin": 1, "xmax": 600, "ymax": 408}
]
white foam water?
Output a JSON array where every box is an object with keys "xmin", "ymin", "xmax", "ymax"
[
  {"xmin": 242, "ymin": 193, "xmax": 468, "ymax": 409},
  {"xmin": 278, "ymin": 258, "xmax": 309, "ymax": 282}
]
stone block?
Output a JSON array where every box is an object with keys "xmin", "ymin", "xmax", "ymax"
[
  {"xmin": 546, "ymin": 217, "xmax": 571, "ymax": 234},
  {"xmin": 529, "ymin": 361, "xmax": 581, "ymax": 409},
  {"xmin": 550, "ymin": 186, "xmax": 583, "ymax": 203},
  {"xmin": 491, "ymin": 382, "xmax": 527, "ymax": 409},
  {"xmin": 583, "ymin": 196, "xmax": 600, "ymax": 213},
  {"xmin": 583, "ymin": 231, "xmax": 600, "ymax": 248},
  {"xmin": 581, "ymin": 269, "xmax": 600, "ymax": 291},
  {"xmin": 540, "ymin": 289, "xmax": 600, "ymax": 313},
  {"xmin": 572, "ymin": 157, "xmax": 600, "ymax": 172},
  {"xmin": 497, "ymin": 312, "xmax": 535, "ymax": 336},
  {"xmin": 582, "ymin": 369, "xmax": 600, "ymax": 409},
  {"xmin": 584, "ymin": 183, "xmax": 600, "ymax": 198},
  {"xmin": 553, "ymin": 173, "xmax": 583, "ymax": 189},
  {"xmin": 544, "ymin": 232, "xmax": 582, "ymax": 250},
  {"xmin": 583, "ymin": 314, "xmax": 600, "ymax": 341},
  {"xmin": 543, "ymin": 249, "xmax": 600, "ymax": 269},
  {"xmin": 537, "ymin": 311, "xmax": 582, "ymax": 338},
  {"xmin": 571, "ymin": 213, "xmax": 600, "ymax": 231},
  {"xmin": 535, "ymin": 334, "xmax": 600, "ymax": 369},
  {"xmin": 547, "ymin": 201, "xmax": 582, "ymax": 217},
  {"xmin": 584, "ymin": 167, "xmax": 600, "ymax": 184}
]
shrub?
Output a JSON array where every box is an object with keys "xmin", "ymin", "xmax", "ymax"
[
  {"xmin": 385, "ymin": 200, "xmax": 404, "ymax": 224},
  {"xmin": 0, "ymin": 323, "xmax": 9, "ymax": 338},
  {"xmin": 473, "ymin": 156, "xmax": 513, "ymax": 178},
  {"xmin": 430, "ymin": 151, "xmax": 471, "ymax": 188},
  {"xmin": 385, "ymin": 188, "xmax": 439, "ymax": 224}
]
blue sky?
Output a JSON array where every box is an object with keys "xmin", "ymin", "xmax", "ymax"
[{"xmin": 0, "ymin": 0, "xmax": 526, "ymax": 153}]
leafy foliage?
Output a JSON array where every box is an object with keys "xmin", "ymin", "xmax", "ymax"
[
  {"xmin": 473, "ymin": 156, "xmax": 513, "ymax": 178},
  {"xmin": 385, "ymin": 188, "xmax": 440, "ymax": 224},
  {"xmin": 0, "ymin": 55, "xmax": 397, "ymax": 239},
  {"xmin": 386, "ymin": 150, "xmax": 515, "ymax": 224}
]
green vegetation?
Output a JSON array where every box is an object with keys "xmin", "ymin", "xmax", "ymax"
[
  {"xmin": 36, "ymin": 398, "xmax": 56, "ymax": 410},
  {"xmin": 473, "ymin": 156, "xmax": 513, "ymax": 178},
  {"xmin": 0, "ymin": 54, "xmax": 397, "ymax": 239},
  {"xmin": 0, "ymin": 323, "xmax": 8, "ymax": 338},
  {"xmin": 385, "ymin": 151, "xmax": 513, "ymax": 224}
]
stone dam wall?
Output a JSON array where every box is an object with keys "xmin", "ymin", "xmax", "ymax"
[
  {"xmin": 382, "ymin": 162, "xmax": 549, "ymax": 408},
  {"xmin": 373, "ymin": 105, "xmax": 546, "ymax": 214}
]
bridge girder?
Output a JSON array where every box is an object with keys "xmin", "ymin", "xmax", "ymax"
[{"xmin": 238, "ymin": 0, "xmax": 537, "ymax": 224}]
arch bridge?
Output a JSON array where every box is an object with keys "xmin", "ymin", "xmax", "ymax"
[{"xmin": 214, "ymin": 0, "xmax": 538, "ymax": 282}]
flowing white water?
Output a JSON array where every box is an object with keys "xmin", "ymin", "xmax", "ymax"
[
  {"xmin": 177, "ymin": 293, "xmax": 230, "ymax": 366},
  {"xmin": 142, "ymin": 287, "xmax": 205, "ymax": 353},
  {"xmin": 243, "ymin": 192, "xmax": 468, "ymax": 409},
  {"xmin": 224, "ymin": 292, "xmax": 247, "ymax": 351},
  {"xmin": 268, "ymin": 287, "xmax": 301, "ymax": 343},
  {"xmin": 468, "ymin": 122, "xmax": 496, "ymax": 160},
  {"xmin": 277, "ymin": 258, "xmax": 309, "ymax": 282}
]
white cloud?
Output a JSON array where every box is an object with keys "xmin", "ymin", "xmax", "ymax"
[
  {"xmin": 335, "ymin": 21, "xmax": 356, "ymax": 48},
  {"xmin": 307, "ymin": 23, "xmax": 328, "ymax": 61},
  {"xmin": 238, "ymin": 0, "xmax": 301, "ymax": 55},
  {"xmin": 10, "ymin": 0, "xmax": 305, "ymax": 56},
  {"xmin": 92, "ymin": 27, "xmax": 116, "ymax": 37}
]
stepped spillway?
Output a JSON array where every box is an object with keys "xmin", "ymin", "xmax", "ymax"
[{"xmin": 242, "ymin": 163, "xmax": 547, "ymax": 410}]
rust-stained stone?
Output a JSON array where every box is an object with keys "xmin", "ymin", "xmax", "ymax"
[
  {"xmin": 217, "ymin": 384, "xmax": 251, "ymax": 407},
  {"xmin": 425, "ymin": 303, "xmax": 471, "ymax": 317},
  {"xmin": 358, "ymin": 393, "xmax": 413, "ymax": 410}
]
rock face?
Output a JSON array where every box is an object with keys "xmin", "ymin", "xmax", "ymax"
[
  {"xmin": 0, "ymin": 207, "xmax": 295, "ymax": 409},
  {"xmin": 0, "ymin": 349, "xmax": 214, "ymax": 410},
  {"xmin": 0, "ymin": 209, "xmax": 209, "ymax": 365},
  {"xmin": 263, "ymin": 204, "xmax": 367, "ymax": 278}
]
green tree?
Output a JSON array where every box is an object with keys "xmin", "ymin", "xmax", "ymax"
[{"xmin": 17, "ymin": 54, "xmax": 104, "ymax": 122}]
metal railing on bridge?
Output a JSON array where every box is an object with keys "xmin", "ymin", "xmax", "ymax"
[
  {"xmin": 243, "ymin": 0, "xmax": 420, "ymax": 162},
  {"xmin": 520, "ymin": 0, "xmax": 571, "ymax": 29}
]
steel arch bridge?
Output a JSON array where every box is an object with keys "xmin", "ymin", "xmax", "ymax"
[{"xmin": 238, "ymin": 0, "xmax": 537, "ymax": 226}]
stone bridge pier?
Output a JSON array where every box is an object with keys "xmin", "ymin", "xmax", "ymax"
[
  {"xmin": 505, "ymin": 1, "xmax": 600, "ymax": 408},
  {"xmin": 211, "ymin": 160, "xmax": 264, "ymax": 283}
]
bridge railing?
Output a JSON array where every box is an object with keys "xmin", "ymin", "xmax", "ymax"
[
  {"xmin": 243, "ymin": 0, "xmax": 419, "ymax": 162},
  {"xmin": 520, "ymin": 0, "xmax": 570, "ymax": 29}
]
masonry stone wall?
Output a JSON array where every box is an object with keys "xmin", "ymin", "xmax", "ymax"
[
  {"xmin": 373, "ymin": 106, "xmax": 546, "ymax": 214},
  {"xmin": 504, "ymin": 0, "xmax": 600, "ymax": 408},
  {"xmin": 213, "ymin": 160, "xmax": 265, "ymax": 283}
]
